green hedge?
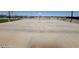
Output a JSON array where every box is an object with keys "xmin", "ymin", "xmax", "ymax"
[
  {"xmin": 0, "ymin": 19, "xmax": 17, "ymax": 23},
  {"xmin": 0, "ymin": 19, "xmax": 8, "ymax": 23}
]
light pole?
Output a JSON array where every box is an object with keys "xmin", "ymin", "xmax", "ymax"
[
  {"xmin": 8, "ymin": 11, "xmax": 11, "ymax": 22},
  {"xmin": 11, "ymin": 11, "xmax": 13, "ymax": 20},
  {"xmin": 27, "ymin": 13, "xmax": 31, "ymax": 19},
  {"xmin": 38, "ymin": 12, "xmax": 42, "ymax": 20},
  {"xmin": 70, "ymin": 11, "xmax": 73, "ymax": 22}
]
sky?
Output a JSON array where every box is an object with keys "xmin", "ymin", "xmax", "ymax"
[{"xmin": 0, "ymin": 11, "xmax": 79, "ymax": 16}]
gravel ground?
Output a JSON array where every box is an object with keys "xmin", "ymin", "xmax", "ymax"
[{"xmin": 0, "ymin": 18, "xmax": 79, "ymax": 48}]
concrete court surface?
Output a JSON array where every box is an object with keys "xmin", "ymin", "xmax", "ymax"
[{"xmin": 0, "ymin": 18, "xmax": 79, "ymax": 48}]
